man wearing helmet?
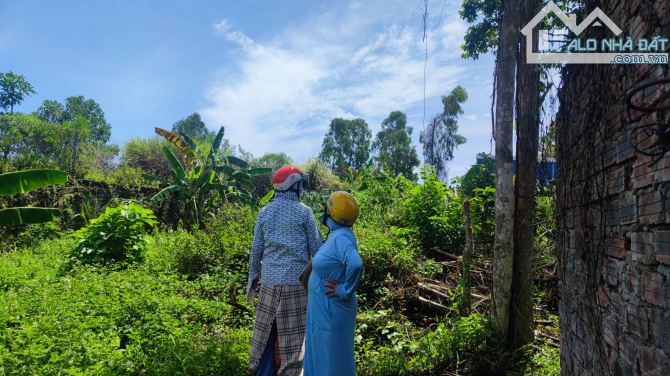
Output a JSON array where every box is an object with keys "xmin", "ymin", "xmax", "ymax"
[{"xmin": 246, "ymin": 165, "xmax": 323, "ymax": 376}]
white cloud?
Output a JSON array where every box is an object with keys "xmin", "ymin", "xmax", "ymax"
[{"xmin": 202, "ymin": 2, "xmax": 472, "ymax": 162}]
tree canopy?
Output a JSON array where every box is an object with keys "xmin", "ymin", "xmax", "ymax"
[
  {"xmin": 319, "ymin": 118, "xmax": 371, "ymax": 173},
  {"xmin": 0, "ymin": 72, "xmax": 36, "ymax": 114},
  {"xmin": 372, "ymin": 111, "xmax": 420, "ymax": 180},
  {"xmin": 421, "ymin": 86, "xmax": 468, "ymax": 182},
  {"xmin": 172, "ymin": 113, "xmax": 213, "ymax": 142},
  {"xmin": 35, "ymin": 96, "xmax": 112, "ymax": 143}
]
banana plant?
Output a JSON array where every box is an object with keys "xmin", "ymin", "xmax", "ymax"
[
  {"xmin": 0, "ymin": 169, "xmax": 68, "ymax": 226},
  {"xmin": 151, "ymin": 126, "xmax": 271, "ymax": 227}
]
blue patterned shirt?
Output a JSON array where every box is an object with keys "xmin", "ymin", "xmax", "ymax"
[{"xmin": 246, "ymin": 191, "xmax": 323, "ymax": 294}]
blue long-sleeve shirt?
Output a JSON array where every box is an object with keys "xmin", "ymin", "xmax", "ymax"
[{"xmin": 246, "ymin": 190, "xmax": 323, "ymax": 295}]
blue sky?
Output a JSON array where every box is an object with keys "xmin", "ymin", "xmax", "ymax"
[{"xmin": 2, "ymin": 0, "xmax": 495, "ymax": 178}]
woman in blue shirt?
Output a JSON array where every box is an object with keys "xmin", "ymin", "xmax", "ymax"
[{"xmin": 303, "ymin": 191, "xmax": 363, "ymax": 376}]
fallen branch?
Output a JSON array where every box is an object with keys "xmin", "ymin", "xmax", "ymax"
[
  {"xmin": 433, "ymin": 249, "xmax": 459, "ymax": 260},
  {"xmin": 417, "ymin": 296, "xmax": 449, "ymax": 311},
  {"xmin": 537, "ymin": 332, "xmax": 560, "ymax": 344},
  {"xmin": 418, "ymin": 283, "xmax": 451, "ymax": 300}
]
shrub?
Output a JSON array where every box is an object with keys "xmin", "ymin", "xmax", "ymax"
[
  {"xmin": 396, "ymin": 167, "xmax": 464, "ymax": 254},
  {"xmin": 152, "ymin": 206, "xmax": 256, "ymax": 280},
  {"xmin": 354, "ymin": 172, "xmax": 412, "ymax": 226},
  {"xmin": 357, "ymin": 313, "xmax": 509, "ymax": 375},
  {"xmin": 70, "ymin": 203, "xmax": 157, "ymax": 265},
  {"xmin": 300, "ymin": 159, "xmax": 346, "ymax": 191},
  {"xmin": 121, "ymin": 137, "xmax": 171, "ymax": 178},
  {"xmin": 0, "ymin": 222, "xmax": 61, "ymax": 252},
  {"xmin": 356, "ymin": 226, "xmax": 417, "ymax": 305}
]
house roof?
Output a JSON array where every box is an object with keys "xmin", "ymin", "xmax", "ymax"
[{"xmin": 520, "ymin": 1, "xmax": 622, "ymax": 36}]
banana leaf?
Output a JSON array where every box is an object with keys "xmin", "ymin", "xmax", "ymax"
[
  {"xmin": 233, "ymin": 171, "xmax": 252, "ymax": 182},
  {"xmin": 226, "ymin": 156, "xmax": 249, "ymax": 169},
  {"xmin": 151, "ymin": 185, "xmax": 183, "ymax": 202},
  {"xmin": 208, "ymin": 127, "xmax": 225, "ymax": 162},
  {"xmin": 216, "ymin": 165, "xmax": 237, "ymax": 176},
  {"xmin": 236, "ymin": 179, "xmax": 256, "ymax": 192},
  {"xmin": 162, "ymin": 146, "xmax": 186, "ymax": 181},
  {"xmin": 0, "ymin": 207, "xmax": 62, "ymax": 226},
  {"xmin": 155, "ymin": 127, "xmax": 193, "ymax": 154},
  {"xmin": 178, "ymin": 132, "xmax": 200, "ymax": 155},
  {"xmin": 0, "ymin": 170, "xmax": 68, "ymax": 196},
  {"xmin": 247, "ymin": 167, "xmax": 273, "ymax": 176}
]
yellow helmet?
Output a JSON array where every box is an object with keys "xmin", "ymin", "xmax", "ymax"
[{"xmin": 325, "ymin": 191, "xmax": 359, "ymax": 227}]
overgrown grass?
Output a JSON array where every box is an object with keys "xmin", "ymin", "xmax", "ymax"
[{"xmin": 0, "ymin": 172, "xmax": 560, "ymax": 375}]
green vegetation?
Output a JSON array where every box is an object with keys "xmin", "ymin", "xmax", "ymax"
[
  {"xmin": 0, "ymin": 169, "xmax": 68, "ymax": 226},
  {"xmin": 0, "ymin": 72, "xmax": 560, "ymax": 375},
  {"xmin": 70, "ymin": 203, "xmax": 157, "ymax": 266}
]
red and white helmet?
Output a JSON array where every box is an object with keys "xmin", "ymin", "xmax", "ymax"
[{"xmin": 272, "ymin": 165, "xmax": 304, "ymax": 191}]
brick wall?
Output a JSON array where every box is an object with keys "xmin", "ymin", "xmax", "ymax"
[{"xmin": 555, "ymin": 1, "xmax": 669, "ymax": 374}]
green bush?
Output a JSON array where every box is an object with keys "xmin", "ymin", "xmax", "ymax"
[
  {"xmin": 469, "ymin": 186, "xmax": 496, "ymax": 250},
  {"xmin": 356, "ymin": 226, "xmax": 418, "ymax": 305},
  {"xmin": 300, "ymin": 159, "xmax": 346, "ymax": 191},
  {"xmin": 0, "ymin": 222, "xmax": 61, "ymax": 252},
  {"xmin": 355, "ymin": 172, "xmax": 411, "ymax": 226},
  {"xmin": 70, "ymin": 203, "xmax": 157, "ymax": 265},
  {"xmin": 121, "ymin": 137, "xmax": 171, "ymax": 179},
  {"xmin": 396, "ymin": 167, "xmax": 464, "ymax": 254},
  {"xmin": 152, "ymin": 206, "xmax": 256, "ymax": 281},
  {"xmin": 357, "ymin": 313, "xmax": 508, "ymax": 375}
]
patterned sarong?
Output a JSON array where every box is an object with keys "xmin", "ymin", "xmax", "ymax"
[{"xmin": 250, "ymin": 284, "xmax": 308, "ymax": 376}]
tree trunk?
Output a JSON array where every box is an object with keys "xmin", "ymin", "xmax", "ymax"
[
  {"xmin": 492, "ymin": 0, "xmax": 519, "ymax": 340},
  {"xmin": 509, "ymin": 0, "xmax": 541, "ymax": 348},
  {"xmin": 461, "ymin": 199, "xmax": 474, "ymax": 316}
]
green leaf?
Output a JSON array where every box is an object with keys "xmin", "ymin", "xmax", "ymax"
[
  {"xmin": 208, "ymin": 127, "xmax": 225, "ymax": 161},
  {"xmin": 161, "ymin": 146, "xmax": 186, "ymax": 181},
  {"xmin": 0, "ymin": 169, "xmax": 67, "ymax": 196},
  {"xmin": 247, "ymin": 167, "xmax": 272, "ymax": 176},
  {"xmin": 143, "ymin": 174, "xmax": 169, "ymax": 186},
  {"xmin": 151, "ymin": 185, "xmax": 182, "ymax": 202},
  {"xmin": 178, "ymin": 132, "xmax": 200, "ymax": 156},
  {"xmin": 0, "ymin": 207, "xmax": 62, "ymax": 226},
  {"xmin": 236, "ymin": 179, "xmax": 255, "ymax": 192},
  {"xmin": 233, "ymin": 171, "xmax": 252, "ymax": 182},
  {"xmin": 260, "ymin": 190, "xmax": 275, "ymax": 205},
  {"xmin": 226, "ymin": 156, "xmax": 248, "ymax": 169}
]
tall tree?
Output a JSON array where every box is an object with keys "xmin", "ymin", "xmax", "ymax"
[
  {"xmin": 490, "ymin": 0, "xmax": 520, "ymax": 340},
  {"xmin": 0, "ymin": 72, "xmax": 36, "ymax": 114},
  {"xmin": 372, "ymin": 111, "xmax": 420, "ymax": 180},
  {"xmin": 509, "ymin": 0, "xmax": 541, "ymax": 348},
  {"xmin": 172, "ymin": 113, "xmax": 213, "ymax": 142},
  {"xmin": 256, "ymin": 152, "xmax": 294, "ymax": 169},
  {"xmin": 319, "ymin": 118, "xmax": 371, "ymax": 172},
  {"xmin": 421, "ymin": 86, "xmax": 468, "ymax": 182},
  {"xmin": 35, "ymin": 100, "xmax": 64, "ymax": 123},
  {"xmin": 35, "ymin": 96, "xmax": 112, "ymax": 143}
]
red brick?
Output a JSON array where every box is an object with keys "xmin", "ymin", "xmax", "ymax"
[{"xmin": 607, "ymin": 234, "xmax": 627, "ymax": 259}]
